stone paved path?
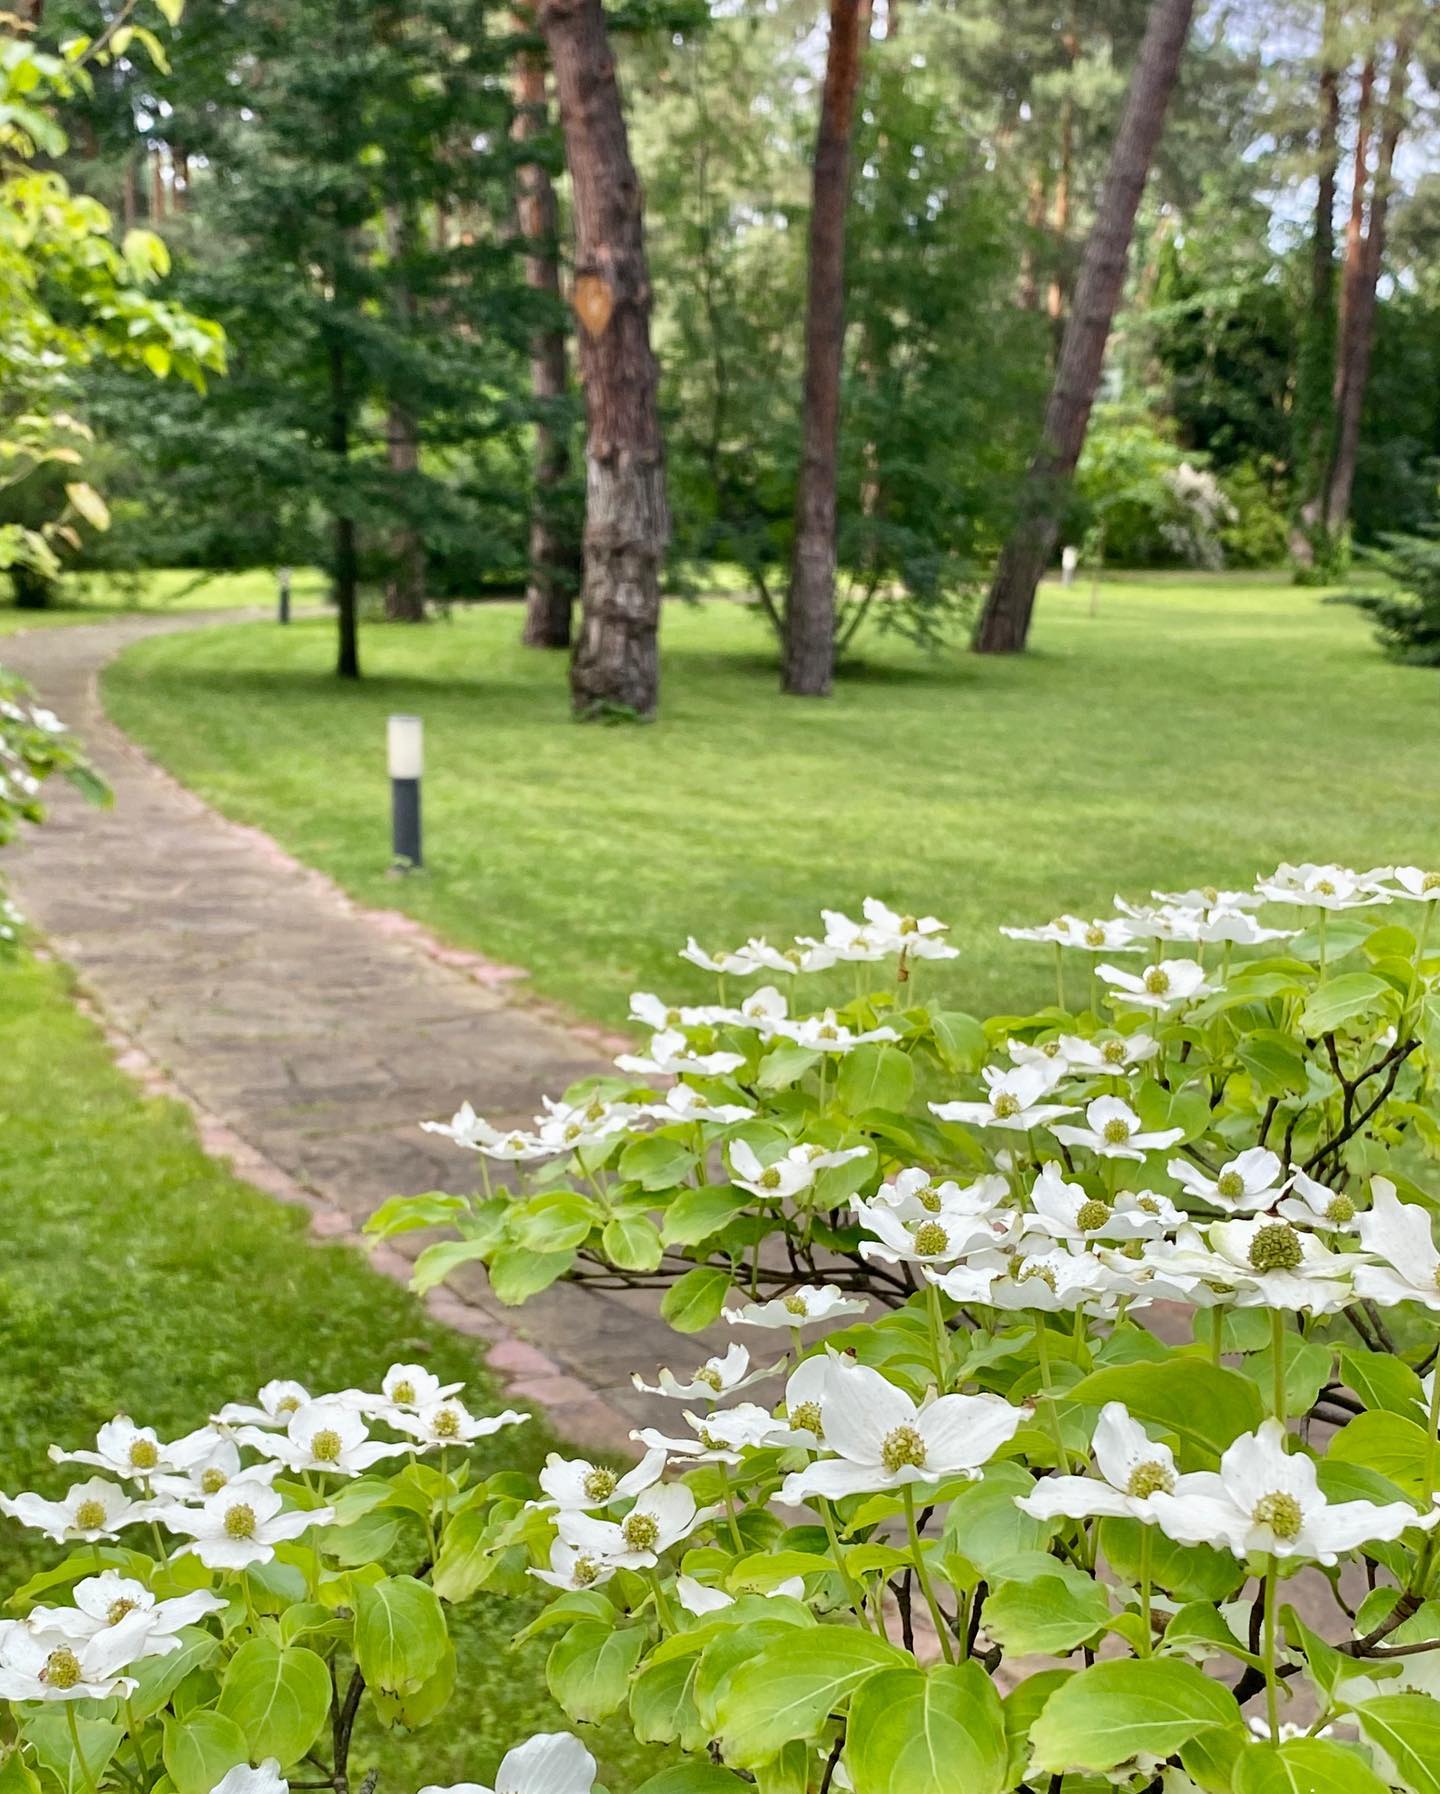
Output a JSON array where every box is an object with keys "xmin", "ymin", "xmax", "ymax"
[{"xmin": 2, "ymin": 612, "xmax": 688, "ymax": 1448}]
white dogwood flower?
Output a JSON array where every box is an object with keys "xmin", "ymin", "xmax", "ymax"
[
  {"xmin": 1150, "ymin": 1420, "xmax": 1429, "ymax": 1563},
  {"xmin": 854, "ymin": 1197, "xmax": 1011, "ymax": 1267},
  {"xmin": 49, "ymin": 1417, "xmax": 180, "ymax": 1483},
  {"xmin": 1255, "ymin": 863, "xmax": 1385, "ymax": 911},
  {"xmin": 1153, "ymin": 886, "xmax": 1262, "ymax": 913},
  {"xmin": 648, "ymin": 1084, "xmax": 755, "ymax": 1125},
  {"xmin": 728, "ymin": 1139, "xmax": 818, "ymax": 1201},
  {"xmin": 680, "ymin": 936, "xmax": 768, "ymax": 976},
  {"xmin": 1190, "ymin": 909, "xmax": 1296, "ymax": 947},
  {"xmin": 1016, "ymin": 1403, "xmax": 1178, "ymax": 1521},
  {"xmin": 557, "ymin": 1483, "xmax": 715, "ymax": 1569},
  {"xmin": 1354, "ymin": 1178, "xmax": 1440, "ymax": 1309},
  {"xmin": 1109, "ymin": 1188, "xmax": 1186, "ymax": 1238},
  {"xmin": 1054, "ymin": 1033, "xmax": 1160, "ymax": 1076},
  {"xmin": 529, "ymin": 1539, "xmax": 619, "ymax": 1592},
  {"xmin": 675, "ymin": 1573, "xmax": 806, "ymax": 1614},
  {"xmin": 0, "ymin": 1477, "xmax": 154, "ymax": 1544},
  {"xmin": 778, "ymin": 1358, "xmax": 1021, "ymax": 1503},
  {"xmin": 1001, "ymin": 915, "xmax": 1139, "ymax": 952},
  {"xmin": 537, "ymin": 1447, "xmax": 667, "ymax": 1512},
  {"xmin": 850, "ymin": 900, "xmax": 959, "ymax": 961},
  {"xmin": 615, "ymin": 1029, "xmax": 746, "ymax": 1079},
  {"xmin": 967, "ymin": 1244, "xmax": 1134, "ymax": 1315},
  {"xmin": 773, "ymin": 1010, "xmax": 900, "ymax": 1053},
  {"xmin": 1190, "ymin": 1218, "xmax": 1353, "ymax": 1313},
  {"xmin": 155, "ymin": 1437, "xmax": 281, "ymax": 1502},
  {"xmin": 1023, "ymin": 1165, "xmax": 1131, "ymax": 1243},
  {"xmin": 633, "ymin": 1403, "xmax": 803, "ymax": 1466},
  {"xmin": 632, "ymin": 1343, "xmax": 780, "ymax": 1402},
  {"xmin": 629, "ymin": 992, "xmax": 734, "ymax": 1032},
  {"xmin": 213, "ymin": 1381, "xmax": 312, "ymax": 1429},
  {"xmin": 158, "ymin": 1479, "xmax": 334, "ymax": 1570},
  {"xmin": 535, "ymin": 1094, "xmax": 645, "ymax": 1152},
  {"xmin": 1098, "ymin": 959, "xmax": 1214, "ymax": 1012},
  {"xmin": 869, "ymin": 1168, "xmax": 1009, "ymax": 1221},
  {"xmin": 742, "ymin": 938, "xmax": 840, "ymax": 976},
  {"xmin": 243, "ymin": 1402, "xmax": 410, "ymax": 1478},
  {"xmin": 391, "ymin": 1399, "xmax": 529, "ymax": 1450},
  {"xmin": 1052, "ymin": 1097, "xmax": 1184, "ymax": 1162},
  {"xmin": 931, "ymin": 1064, "xmax": 1076, "ymax": 1131},
  {"xmin": 1170, "ymin": 1147, "xmax": 1290, "ymax": 1215},
  {"xmin": 1277, "ymin": 1168, "xmax": 1359, "ymax": 1232},
  {"xmin": 209, "ymin": 1767, "xmax": 286, "ymax": 1794},
  {"xmin": 419, "ymin": 1732, "xmax": 596, "ymax": 1794},
  {"xmin": 0, "ymin": 1613, "xmax": 153, "ymax": 1701},
  {"xmin": 28, "ymin": 1572, "xmax": 224, "ymax": 1650},
  {"xmin": 1004, "ymin": 1037, "xmax": 1073, "ymax": 1089},
  {"xmin": 1373, "ymin": 867, "xmax": 1440, "ymax": 904},
  {"xmin": 723, "ymin": 1285, "xmax": 867, "ymax": 1329}
]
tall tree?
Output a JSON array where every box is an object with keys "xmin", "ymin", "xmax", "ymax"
[
  {"xmin": 783, "ymin": 0, "xmax": 866, "ymax": 697},
  {"xmin": 512, "ymin": 5, "xmax": 579, "ymax": 649},
  {"xmin": 973, "ymin": 0, "xmax": 1196, "ymax": 655},
  {"xmin": 540, "ymin": 0, "xmax": 667, "ymax": 718},
  {"xmin": 1290, "ymin": 0, "xmax": 1342, "ymax": 569}
]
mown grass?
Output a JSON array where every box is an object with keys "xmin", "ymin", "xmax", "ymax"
[
  {"xmin": 0, "ymin": 954, "xmax": 659, "ymax": 1788},
  {"xmin": 103, "ymin": 572, "xmax": 1440, "ymax": 1032},
  {"xmin": 0, "ymin": 569, "xmax": 325, "ymax": 636}
]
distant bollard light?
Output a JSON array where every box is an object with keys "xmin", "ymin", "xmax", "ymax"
[
  {"xmin": 1060, "ymin": 545, "xmax": 1080, "ymax": 587},
  {"xmin": 277, "ymin": 565, "xmax": 291, "ymax": 624},
  {"xmin": 388, "ymin": 714, "xmax": 423, "ymax": 869}
]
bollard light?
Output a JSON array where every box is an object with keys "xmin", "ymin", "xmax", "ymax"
[
  {"xmin": 277, "ymin": 565, "xmax": 292, "ymax": 625},
  {"xmin": 1060, "ymin": 545, "xmax": 1079, "ymax": 588},
  {"xmin": 388, "ymin": 713, "xmax": 423, "ymax": 869}
]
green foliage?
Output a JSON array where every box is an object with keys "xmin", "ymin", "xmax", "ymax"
[{"xmin": 1342, "ymin": 534, "xmax": 1440, "ymax": 666}]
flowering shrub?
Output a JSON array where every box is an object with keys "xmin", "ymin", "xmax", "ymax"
[
  {"xmin": 0, "ymin": 670, "xmax": 106, "ymax": 947},
  {"xmin": 361, "ymin": 868, "xmax": 1440, "ymax": 1792}
]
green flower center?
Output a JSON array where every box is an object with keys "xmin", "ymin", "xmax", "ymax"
[
  {"xmin": 1018, "ymin": 1262, "xmax": 1058, "ymax": 1291},
  {"xmin": 106, "ymin": 1598, "xmax": 138, "ymax": 1625},
  {"xmin": 391, "ymin": 1380, "xmax": 416, "ymax": 1406},
  {"xmin": 900, "ymin": 916, "xmax": 919, "ymax": 935},
  {"xmin": 1249, "ymin": 1222, "xmax": 1303, "ymax": 1273},
  {"xmin": 573, "ymin": 1555, "xmax": 600, "ymax": 1586},
  {"xmin": 1252, "ymin": 1490, "xmax": 1303, "ymax": 1540},
  {"xmin": 916, "ymin": 1186, "xmax": 942, "ymax": 1212},
  {"xmin": 993, "ymin": 1093, "xmax": 1022, "ymax": 1119},
  {"xmin": 1325, "ymin": 1196, "xmax": 1355, "ymax": 1224},
  {"xmin": 310, "ymin": 1429, "xmax": 343, "ymax": 1464},
  {"xmin": 818, "ymin": 1024, "xmax": 839, "ymax": 1041},
  {"xmin": 783, "ymin": 1295, "xmax": 809, "ymax": 1316},
  {"xmin": 1042, "ymin": 1040, "xmax": 1062, "ymax": 1057},
  {"xmin": 224, "ymin": 1503, "xmax": 256, "ymax": 1540},
  {"xmin": 277, "ymin": 1396, "xmax": 301, "ymax": 1415},
  {"xmin": 585, "ymin": 1101, "xmax": 606, "ymax": 1121},
  {"xmin": 1143, "ymin": 969, "xmax": 1171, "ymax": 996},
  {"xmin": 1138, "ymin": 1195, "xmax": 1161, "ymax": 1214},
  {"xmin": 759, "ymin": 1167, "xmax": 783, "ymax": 1190},
  {"xmin": 622, "ymin": 1511, "xmax": 660, "ymax": 1551},
  {"xmin": 74, "ymin": 1499, "xmax": 108, "ymax": 1531},
  {"xmin": 200, "ymin": 1468, "xmax": 228, "ymax": 1495},
  {"xmin": 1085, "ymin": 926, "xmax": 1106, "ymax": 947},
  {"xmin": 880, "ymin": 1425, "xmax": 928, "ymax": 1473},
  {"xmin": 128, "ymin": 1439, "xmax": 159, "ymax": 1471},
  {"xmin": 1216, "ymin": 1170, "xmax": 1246, "ymax": 1200},
  {"xmin": 790, "ymin": 1400, "xmax": 823, "ymax": 1437},
  {"xmin": 913, "ymin": 1221, "xmax": 950, "ymax": 1257},
  {"xmin": 1126, "ymin": 1459, "xmax": 1175, "ymax": 1499},
  {"xmin": 582, "ymin": 1467, "xmax": 617, "ymax": 1502},
  {"xmin": 1202, "ymin": 887, "xmax": 1220, "ymax": 905},
  {"xmin": 666, "ymin": 1008, "xmax": 682, "ymax": 1025},
  {"xmin": 1075, "ymin": 1198, "xmax": 1113, "ymax": 1232},
  {"xmin": 1102, "ymin": 1040, "xmax": 1127, "ymax": 1064},
  {"xmin": 694, "ymin": 1367, "xmax": 723, "ymax": 1392},
  {"xmin": 431, "ymin": 1406, "xmax": 462, "ymax": 1439},
  {"xmin": 44, "ymin": 1648, "xmax": 83, "ymax": 1690},
  {"xmin": 1424, "ymin": 873, "xmax": 1440, "ymax": 893},
  {"xmin": 1102, "ymin": 1117, "xmax": 1132, "ymax": 1145},
  {"xmin": 1315, "ymin": 879, "xmax": 1336, "ymax": 897}
]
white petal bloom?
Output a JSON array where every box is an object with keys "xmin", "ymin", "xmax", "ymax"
[
  {"xmin": 729, "ymin": 984, "xmax": 791, "ymax": 1036},
  {"xmin": 213, "ymin": 1380, "xmax": 312, "ymax": 1429},
  {"xmin": 154, "ymin": 1437, "xmax": 281, "ymax": 1502},
  {"xmin": 648, "ymin": 1084, "xmax": 755, "ymax": 1125},
  {"xmin": 209, "ymin": 1766, "xmax": 287, "ymax": 1794},
  {"xmin": 1153, "ymin": 886, "xmax": 1262, "ymax": 913},
  {"xmin": 1254, "ymin": 862, "xmax": 1385, "ymax": 911},
  {"xmin": 535, "ymin": 1094, "xmax": 645, "ymax": 1152},
  {"xmin": 741, "ymin": 938, "xmax": 840, "ymax": 976},
  {"xmin": 615, "ymin": 1029, "xmax": 746, "ymax": 1079},
  {"xmin": 854, "ymin": 1197, "xmax": 1012, "ymax": 1267},
  {"xmin": 244, "ymin": 1402, "xmax": 410, "ymax": 1478},
  {"xmin": 962, "ymin": 1244, "xmax": 1135, "ymax": 1315},
  {"xmin": 680, "ymin": 936, "xmax": 768, "ymax": 976},
  {"xmin": 789, "ymin": 1141, "xmax": 870, "ymax": 1172},
  {"xmin": 628, "ymin": 991, "xmax": 735, "ymax": 1031},
  {"xmin": 0, "ymin": 1477, "xmax": 154, "ymax": 1544},
  {"xmin": 1373, "ymin": 866, "xmax": 1440, "ymax": 904},
  {"xmin": 529, "ymin": 1539, "xmax": 618, "ymax": 1593},
  {"xmin": 1277, "ymin": 1168, "xmax": 1359, "ymax": 1232},
  {"xmin": 810, "ymin": 908, "xmax": 891, "ymax": 963},
  {"xmin": 1098, "ymin": 959, "xmax": 1214, "ymax": 1012},
  {"xmin": 633, "ymin": 1402, "xmax": 802, "ymax": 1466},
  {"xmin": 1170, "ymin": 1147, "xmax": 1289, "ymax": 1215},
  {"xmin": 157, "ymin": 1478, "xmax": 334, "ymax": 1570},
  {"xmin": 1190, "ymin": 909, "xmax": 1296, "ymax": 947},
  {"xmin": 421, "ymin": 1109, "xmax": 554, "ymax": 1162},
  {"xmin": 728, "ymin": 1139, "xmax": 817, "ymax": 1201},
  {"xmin": 1052, "ymin": 1097, "xmax": 1184, "ymax": 1162},
  {"xmin": 391, "ymin": 1400, "xmax": 529, "ymax": 1450},
  {"xmin": 772, "ymin": 1010, "xmax": 899, "ymax": 1054},
  {"xmin": 29, "ymin": 1573, "xmax": 224, "ymax": 1653},
  {"xmin": 780, "ymin": 1355, "xmax": 830, "ymax": 1447},
  {"xmin": 1151, "ymin": 1420, "xmax": 1431, "ymax": 1563},
  {"xmin": 1111, "ymin": 899, "xmax": 1205, "ymax": 944},
  {"xmin": 537, "ymin": 1447, "xmax": 667, "ymax": 1511},
  {"xmin": 557, "ymin": 1483, "xmax": 715, "ymax": 1569},
  {"xmin": 1109, "ymin": 1189, "xmax": 1186, "ymax": 1238},
  {"xmin": 1354, "ymin": 1177, "xmax": 1440, "ymax": 1309},
  {"xmin": 778, "ymin": 1358, "xmax": 1021, "ymax": 1504},
  {"xmin": 869, "ymin": 1168, "xmax": 1009, "ymax": 1222},
  {"xmin": 1005, "ymin": 1037, "xmax": 1073, "ymax": 1089},
  {"xmin": 1195, "ymin": 1218, "xmax": 1353, "ymax": 1313},
  {"xmin": 931, "ymin": 1064, "xmax": 1077, "ymax": 1132},
  {"xmin": 0, "ymin": 1612, "xmax": 155, "ymax": 1701},
  {"xmin": 723, "ymin": 1285, "xmax": 867, "ymax": 1329},
  {"xmin": 419, "ymin": 1731, "xmax": 597, "ymax": 1794},
  {"xmin": 49, "ymin": 1417, "xmax": 180, "ymax": 1482},
  {"xmin": 1001, "ymin": 915, "xmax": 1141, "ymax": 952},
  {"xmin": 1016, "ymin": 1403, "xmax": 1178, "ymax": 1522},
  {"xmin": 855, "ymin": 899, "xmax": 959, "ymax": 961},
  {"xmin": 632, "ymin": 1343, "xmax": 780, "ymax": 1402},
  {"xmin": 1053, "ymin": 1033, "xmax": 1160, "ymax": 1076},
  {"xmin": 675, "ymin": 1573, "xmax": 806, "ymax": 1615},
  {"xmin": 1023, "ymin": 1164, "xmax": 1130, "ymax": 1243}
]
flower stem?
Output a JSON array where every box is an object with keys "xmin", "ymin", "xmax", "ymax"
[
  {"xmin": 1263, "ymin": 1555, "xmax": 1281, "ymax": 1742},
  {"xmin": 1033, "ymin": 1315, "xmax": 1069, "ymax": 1470},
  {"xmin": 649, "ymin": 1569, "xmax": 679, "ymax": 1633},
  {"xmin": 1422, "ymin": 1367, "xmax": 1440, "ymax": 1512},
  {"xmin": 1210, "ymin": 1306, "xmax": 1224, "ymax": 1368},
  {"xmin": 903, "ymin": 1483, "xmax": 954, "ymax": 1663},
  {"xmin": 717, "ymin": 1461, "xmax": 745, "ymax": 1553},
  {"xmin": 820, "ymin": 1502, "xmax": 872, "ymax": 1632},
  {"xmin": 1054, "ymin": 943, "xmax": 1066, "ymax": 1012},
  {"xmin": 67, "ymin": 1698, "xmax": 100, "ymax": 1794},
  {"xmin": 1270, "ymin": 1308, "xmax": 1287, "ymax": 1428},
  {"xmin": 1317, "ymin": 907, "xmax": 1328, "ymax": 976},
  {"xmin": 926, "ymin": 1281, "xmax": 950, "ymax": 1391},
  {"xmin": 1137, "ymin": 1524, "xmax": 1153, "ymax": 1658}
]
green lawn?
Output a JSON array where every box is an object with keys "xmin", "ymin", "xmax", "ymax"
[
  {"xmin": 0, "ymin": 954, "xmax": 658, "ymax": 1789},
  {"xmin": 103, "ymin": 573, "xmax": 1440, "ymax": 1031},
  {"xmin": 0, "ymin": 568, "xmax": 325, "ymax": 636}
]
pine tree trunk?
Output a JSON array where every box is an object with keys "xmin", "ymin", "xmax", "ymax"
[
  {"xmin": 383, "ymin": 205, "xmax": 426, "ymax": 623},
  {"xmin": 329, "ymin": 340, "xmax": 361, "ymax": 679},
  {"xmin": 539, "ymin": 0, "xmax": 667, "ymax": 718},
  {"xmin": 973, "ymin": 0, "xmax": 1195, "ymax": 655},
  {"xmin": 1289, "ymin": 0, "xmax": 1341, "ymax": 567},
  {"xmin": 1324, "ymin": 29, "xmax": 1412, "ymax": 543},
  {"xmin": 783, "ymin": 0, "xmax": 865, "ymax": 698},
  {"xmin": 513, "ymin": 5, "xmax": 578, "ymax": 650}
]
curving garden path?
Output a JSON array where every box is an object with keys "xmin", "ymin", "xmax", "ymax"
[{"xmin": 2, "ymin": 611, "xmax": 683, "ymax": 1448}]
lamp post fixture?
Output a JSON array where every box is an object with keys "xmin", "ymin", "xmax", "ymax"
[
  {"xmin": 277, "ymin": 566, "xmax": 291, "ymax": 624},
  {"xmin": 387, "ymin": 713, "xmax": 423, "ymax": 869}
]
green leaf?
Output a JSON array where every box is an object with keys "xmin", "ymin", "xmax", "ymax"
[
  {"xmin": 0, "ymin": 1747, "xmax": 40, "ymax": 1794},
  {"xmin": 1239, "ymin": 1334, "xmax": 1331, "ymax": 1419},
  {"xmin": 602, "ymin": 1213, "xmax": 663, "ymax": 1272},
  {"xmin": 20, "ymin": 1717, "xmax": 122, "ymax": 1794},
  {"xmin": 1355, "ymin": 1692, "xmax": 1440, "ymax": 1794},
  {"xmin": 363, "ymin": 1191, "xmax": 467, "ymax": 1239},
  {"xmin": 157, "ymin": 0, "xmax": 186, "ymax": 23},
  {"xmin": 410, "ymin": 1235, "xmax": 496, "ymax": 1294},
  {"xmin": 488, "ymin": 1244, "xmax": 576, "ymax": 1304},
  {"xmin": 930, "ymin": 1011, "xmax": 988, "ymax": 1071},
  {"xmin": 716, "ymin": 1628, "xmax": 906, "ymax": 1767},
  {"xmin": 1300, "ymin": 973, "xmax": 1394, "ymax": 1036},
  {"xmin": 432, "ymin": 1506, "xmax": 505, "ymax": 1603},
  {"xmin": 984, "ymin": 1572, "xmax": 1112, "ymax": 1656},
  {"xmin": 846, "ymin": 1663, "xmax": 1009, "ymax": 1794},
  {"xmin": 939, "ymin": 1461, "xmax": 1058, "ymax": 1574},
  {"xmin": 837, "ymin": 1044, "xmax": 914, "ymax": 1115},
  {"xmin": 1068, "ymin": 1360, "xmax": 1264, "ymax": 1467},
  {"xmin": 619, "ymin": 1133, "xmax": 697, "ymax": 1190},
  {"xmin": 353, "ymin": 1576, "xmax": 449, "ymax": 1696},
  {"xmin": 1100, "ymin": 1518, "xmax": 1244, "ymax": 1603},
  {"xmin": 662, "ymin": 1184, "xmax": 753, "ymax": 1246},
  {"xmin": 1237, "ymin": 1031, "xmax": 1310, "ymax": 1097},
  {"xmin": 216, "ymin": 1639, "xmax": 330, "ymax": 1766},
  {"xmin": 661, "ymin": 1265, "xmax": 731, "ymax": 1332},
  {"xmin": 162, "ymin": 1711, "xmax": 249, "ymax": 1794},
  {"xmin": 1328, "ymin": 1412, "xmax": 1430, "ymax": 1501},
  {"xmin": 1232, "ymin": 1737, "xmax": 1391, "ymax": 1794},
  {"xmin": 370, "ymin": 1637, "xmax": 456, "ymax": 1731},
  {"xmin": 1028, "ymin": 1657, "xmax": 1240, "ymax": 1774},
  {"xmin": 1339, "ymin": 1348, "xmax": 1426, "ymax": 1418},
  {"xmin": 633, "ymin": 1768, "xmax": 751, "ymax": 1794},
  {"xmin": 630, "ymin": 1650, "xmax": 709, "ymax": 1753},
  {"xmin": 546, "ymin": 1622, "xmax": 645, "ymax": 1723},
  {"xmin": 516, "ymin": 1192, "xmax": 601, "ymax": 1252},
  {"xmin": 755, "ymin": 1042, "xmax": 819, "ymax": 1090}
]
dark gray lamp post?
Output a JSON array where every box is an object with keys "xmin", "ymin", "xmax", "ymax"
[{"xmin": 388, "ymin": 713, "xmax": 423, "ymax": 868}]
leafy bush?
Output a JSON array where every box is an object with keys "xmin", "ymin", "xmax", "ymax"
[
  {"xmin": 1219, "ymin": 462, "xmax": 1290, "ymax": 570},
  {"xmin": 1072, "ymin": 408, "xmax": 1235, "ymax": 569},
  {"xmin": 346, "ymin": 863, "xmax": 1440, "ymax": 1793},
  {"xmin": 1341, "ymin": 532, "xmax": 1440, "ymax": 665}
]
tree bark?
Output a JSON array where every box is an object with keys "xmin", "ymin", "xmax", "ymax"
[
  {"xmin": 539, "ymin": 0, "xmax": 667, "ymax": 718},
  {"xmin": 1290, "ymin": 0, "xmax": 1341, "ymax": 565},
  {"xmin": 513, "ymin": 5, "xmax": 578, "ymax": 650},
  {"xmin": 329, "ymin": 339, "xmax": 361, "ymax": 679},
  {"xmin": 383, "ymin": 207, "xmax": 426, "ymax": 622},
  {"xmin": 783, "ymin": 0, "xmax": 865, "ymax": 697},
  {"xmin": 1324, "ymin": 25, "xmax": 1412, "ymax": 542},
  {"xmin": 973, "ymin": 0, "xmax": 1196, "ymax": 655}
]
